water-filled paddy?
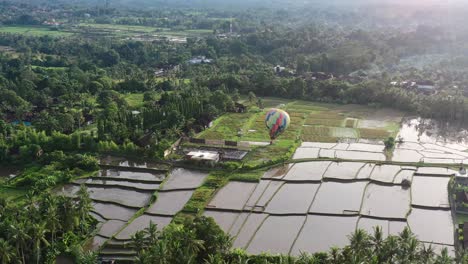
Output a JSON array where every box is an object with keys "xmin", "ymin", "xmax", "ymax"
[
  {"xmin": 361, "ymin": 184, "xmax": 410, "ymax": 219},
  {"xmin": 87, "ymin": 187, "xmax": 152, "ymax": 208},
  {"xmin": 146, "ymin": 190, "xmax": 194, "ymax": 215},
  {"xmin": 116, "ymin": 214, "xmax": 172, "ymax": 240},
  {"xmin": 356, "ymin": 163, "xmax": 375, "ymax": 179},
  {"xmin": 292, "ymin": 147, "xmax": 319, "ymax": 159},
  {"xmin": 392, "ymin": 149, "xmax": 422, "ymax": 162},
  {"xmin": 411, "ymin": 176, "xmax": 450, "ymax": 208},
  {"xmin": 232, "ymin": 213, "xmax": 268, "ymax": 249},
  {"xmin": 98, "ymin": 220, "xmax": 127, "ymax": 238},
  {"xmin": 162, "ymin": 168, "xmax": 208, "ymax": 190},
  {"xmin": 319, "ymin": 149, "xmax": 335, "ymax": 158},
  {"xmin": 247, "ymin": 215, "xmax": 304, "ymax": 254},
  {"xmin": 75, "ymin": 178, "xmax": 160, "ymax": 190},
  {"xmin": 265, "ymin": 183, "xmax": 320, "ymax": 214},
  {"xmin": 416, "ymin": 167, "xmax": 456, "ymax": 176},
  {"xmin": 407, "ymin": 208, "xmax": 454, "ymax": 245},
  {"xmin": 357, "ymin": 217, "xmax": 407, "ymax": 238},
  {"xmin": 283, "ymin": 161, "xmax": 330, "ymax": 181},
  {"xmin": 98, "ymin": 169, "xmax": 165, "ymax": 182},
  {"xmin": 291, "ymin": 215, "xmax": 358, "ymax": 255},
  {"xmin": 309, "ymin": 182, "xmax": 367, "ymax": 215},
  {"xmin": 323, "ymin": 162, "xmax": 364, "ymax": 180},
  {"xmin": 92, "ymin": 202, "xmax": 137, "ymax": 221},
  {"xmin": 208, "ymin": 181, "xmax": 257, "ymax": 210},
  {"xmin": 301, "ymin": 142, "xmax": 337, "ymax": 149},
  {"xmin": 393, "ymin": 170, "xmax": 414, "ymax": 184},
  {"xmin": 369, "ymin": 165, "xmax": 401, "ymax": 183},
  {"xmin": 347, "ymin": 143, "xmax": 384, "ymax": 152},
  {"xmin": 335, "ymin": 150, "xmax": 385, "ymax": 161},
  {"xmin": 245, "ymin": 180, "xmax": 284, "ymax": 210},
  {"xmin": 100, "ymin": 156, "xmax": 163, "ymax": 169},
  {"xmin": 204, "ymin": 210, "xmax": 239, "ymax": 233}
]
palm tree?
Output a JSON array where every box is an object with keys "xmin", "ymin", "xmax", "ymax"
[
  {"xmin": 0, "ymin": 239, "xmax": 15, "ymax": 264},
  {"xmin": 435, "ymin": 248, "xmax": 453, "ymax": 264},
  {"xmin": 348, "ymin": 228, "xmax": 371, "ymax": 263},
  {"xmin": 9, "ymin": 221, "xmax": 31, "ymax": 264},
  {"xmin": 371, "ymin": 226, "xmax": 384, "ymax": 262},
  {"xmin": 31, "ymin": 222, "xmax": 50, "ymax": 264},
  {"xmin": 132, "ymin": 230, "xmax": 147, "ymax": 255},
  {"xmin": 419, "ymin": 244, "xmax": 435, "ymax": 264},
  {"xmin": 76, "ymin": 184, "xmax": 93, "ymax": 234},
  {"xmin": 144, "ymin": 221, "xmax": 160, "ymax": 245},
  {"xmin": 45, "ymin": 205, "xmax": 61, "ymax": 243}
]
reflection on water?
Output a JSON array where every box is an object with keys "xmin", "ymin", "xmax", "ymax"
[{"xmin": 398, "ymin": 117, "xmax": 468, "ymax": 146}]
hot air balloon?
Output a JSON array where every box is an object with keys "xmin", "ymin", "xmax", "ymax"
[{"xmin": 265, "ymin": 108, "xmax": 290, "ymax": 143}]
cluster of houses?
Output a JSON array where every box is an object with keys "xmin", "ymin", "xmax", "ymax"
[
  {"xmin": 390, "ymin": 80, "xmax": 436, "ymax": 94},
  {"xmin": 43, "ymin": 18, "xmax": 61, "ymax": 27}
]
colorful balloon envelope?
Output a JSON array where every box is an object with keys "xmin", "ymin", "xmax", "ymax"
[{"xmin": 265, "ymin": 108, "xmax": 290, "ymax": 140}]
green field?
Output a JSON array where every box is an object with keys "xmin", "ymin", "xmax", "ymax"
[
  {"xmin": 196, "ymin": 99, "xmax": 403, "ymax": 144},
  {"xmin": 0, "ymin": 26, "xmax": 73, "ymax": 36},
  {"xmin": 0, "ymin": 24, "xmax": 212, "ymax": 39},
  {"xmin": 123, "ymin": 93, "xmax": 145, "ymax": 108}
]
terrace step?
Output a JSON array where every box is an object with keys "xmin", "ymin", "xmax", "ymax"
[
  {"xmin": 100, "ymin": 248, "xmax": 136, "ymax": 256},
  {"xmin": 104, "ymin": 240, "xmax": 133, "ymax": 249},
  {"xmin": 99, "ymin": 255, "xmax": 135, "ymax": 263}
]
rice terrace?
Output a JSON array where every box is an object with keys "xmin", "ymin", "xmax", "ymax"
[
  {"xmin": 2, "ymin": 0, "xmax": 468, "ymax": 263},
  {"xmin": 49, "ymin": 98, "xmax": 468, "ymax": 260}
]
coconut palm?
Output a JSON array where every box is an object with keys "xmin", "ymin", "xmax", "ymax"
[
  {"xmin": 76, "ymin": 184, "xmax": 93, "ymax": 234},
  {"xmin": 435, "ymin": 248, "xmax": 453, "ymax": 264},
  {"xmin": 348, "ymin": 228, "xmax": 371, "ymax": 263},
  {"xmin": 419, "ymin": 244, "xmax": 436, "ymax": 264},
  {"xmin": 0, "ymin": 238, "xmax": 15, "ymax": 264},
  {"xmin": 144, "ymin": 221, "xmax": 160, "ymax": 245},
  {"xmin": 31, "ymin": 222, "xmax": 50, "ymax": 264},
  {"xmin": 131, "ymin": 230, "xmax": 147, "ymax": 254},
  {"xmin": 9, "ymin": 221, "xmax": 31, "ymax": 264}
]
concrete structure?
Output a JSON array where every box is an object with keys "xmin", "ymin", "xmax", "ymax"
[
  {"xmin": 186, "ymin": 150, "xmax": 220, "ymax": 166},
  {"xmin": 188, "ymin": 56, "xmax": 212, "ymax": 64}
]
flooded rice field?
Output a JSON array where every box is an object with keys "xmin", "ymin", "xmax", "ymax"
[
  {"xmin": 265, "ymin": 183, "xmax": 320, "ymax": 214},
  {"xmin": 146, "ymin": 190, "xmax": 194, "ymax": 215},
  {"xmin": 361, "ymin": 184, "xmax": 410, "ymax": 219},
  {"xmin": 247, "ymin": 215, "xmax": 305, "ymax": 254},
  {"xmin": 322, "ymin": 162, "xmax": 365, "ymax": 180},
  {"xmin": 75, "ymin": 178, "xmax": 160, "ymax": 190},
  {"xmin": 161, "ymin": 168, "xmax": 208, "ymax": 190},
  {"xmin": 282, "ymin": 161, "xmax": 331, "ymax": 181},
  {"xmin": 54, "ymin": 164, "xmax": 207, "ymax": 249},
  {"xmin": 357, "ymin": 217, "xmax": 407, "ymax": 238},
  {"xmin": 86, "ymin": 187, "xmax": 152, "ymax": 208},
  {"xmin": 98, "ymin": 169, "xmax": 165, "ymax": 182},
  {"xmin": 411, "ymin": 176, "xmax": 450, "ymax": 208},
  {"xmin": 208, "ymin": 181, "xmax": 257, "ymax": 210},
  {"xmin": 206, "ymin": 159, "xmax": 456, "ymax": 255},
  {"xmin": 407, "ymin": 208, "xmax": 454, "ymax": 246},
  {"xmin": 309, "ymin": 182, "xmax": 367, "ymax": 215},
  {"xmin": 369, "ymin": 165, "xmax": 402, "ymax": 183},
  {"xmin": 298, "ymin": 117, "xmax": 468, "ymax": 164},
  {"xmin": 291, "ymin": 215, "xmax": 358, "ymax": 254},
  {"xmin": 232, "ymin": 213, "xmax": 268, "ymax": 249},
  {"xmin": 99, "ymin": 155, "xmax": 167, "ymax": 169},
  {"xmin": 92, "ymin": 202, "xmax": 137, "ymax": 221},
  {"xmin": 115, "ymin": 214, "xmax": 173, "ymax": 241},
  {"xmin": 98, "ymin": 220, "xmax": 127, "ymax": 238}
]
